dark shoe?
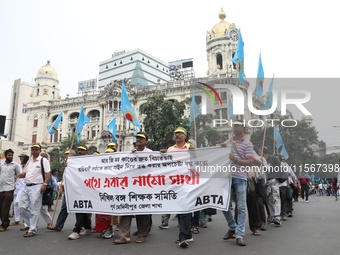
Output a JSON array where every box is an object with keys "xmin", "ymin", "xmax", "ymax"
[
  {"xmin": 287, "ymin": 212, "xmax": 293, "ymax": 217},
  {"xmin": 260, "ymin": 225, "xmax": 267, "ymax": 231},
  {"xmin": 273, "ymin": 217, "xmax": 281, "ymax": 226},
  {"xmin": 0, "ymin": 226, "xmax": 6, "ymax": 232},
  {"xmin": 47, "ymin": 226, "xmax": 62, "ymax": 231},
  {"xmin": 20, "ymin": 226, "xmax": 29, "ymax": 231},
  {"xmin": 223, "ymin": 230, "xmax": 236, "ymax": 240},
  {"xmin": 236, "ymin": 237, "xmax": 246, "ymax": 246},
  {"xmin": 178, "ymin": 239, "xmax": 189, "ymax": 248},
  {"xmin": 281, "ymin": 215, "xmax": 287, "ymax": 221}
]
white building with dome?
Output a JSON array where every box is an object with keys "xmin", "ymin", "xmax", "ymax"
[{"xmin": 6, "ymin": 9, "xmax": 265, "ymax": 154}]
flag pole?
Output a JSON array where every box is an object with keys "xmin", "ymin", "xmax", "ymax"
[
  {"xmin": 193, "ymin": 115, "xmax": 197, "ymax": 144},
  {"xmin": 260, "ymin": 122, "xmax": 267, "ymax": 158}
]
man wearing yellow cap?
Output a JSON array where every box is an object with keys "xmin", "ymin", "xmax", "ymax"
[
  {"xmin": 113, "ymin": 132, "xmax": 152, "ymax": 244},
  {"xmin": 107, "ymin": 142, "xmax": 117, "ymax": 152},
  {"xmin": 18, "ymin": 144, "xmax": 51, "ymax": 237},
  {"xmin": 159, "ymin": 127, "xmax": 194, "ymax": 248}
]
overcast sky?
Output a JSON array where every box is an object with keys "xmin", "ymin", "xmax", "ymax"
[{"xmin": 1, "ymin": 0, "xmax": 339, "ymax": 150}]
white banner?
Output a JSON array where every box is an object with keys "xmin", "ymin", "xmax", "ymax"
[{"xmin": 64, "ymin": 146, "xmax": 231, "ymax": 215}]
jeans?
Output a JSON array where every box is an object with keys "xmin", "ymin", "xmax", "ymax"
[
  {"xmin": 279, "ymin": 186, "xmax": 288, "ymax": 216},
  {"xmin": 191, "ymin": 211, "xmax": 200, "ymax": 227},
  {"xmin": 223, "ymin": 178, "xmax": 247, "ymax": 239},
  {"xmin": 178, "ymin": 213, "xmax": 192, "ymax": 240},
  {"xmin": 20, "ymin": 184, "xmax": 43, "ymax": 234},
  {"xmin": 56, "ymin": 196, "xmax": 68, "ymax": 229},
  {"xmin": 301, "ymin": 185, "xmax": 309, "ymax": 201},
  {"xmin": 333, "ymin": 189, "xmax": 338, "ymax": 200}
]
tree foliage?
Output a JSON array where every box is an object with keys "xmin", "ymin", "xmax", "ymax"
[
  {"xmin": 250, "ymin": 119, "xmax": 319, "ymax": 165},
  {"xmin": 193, "ymin": 114, "xmax": 225, "ymax": 147},
  {"xmin": 48, "ymin": 136, "xmax": 86, "ymax": 178},
  {"xmin": 143, "ymin": 94, "xmax": 189, "ymax": 150}
]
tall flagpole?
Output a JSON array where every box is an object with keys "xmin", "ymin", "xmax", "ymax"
[{"xmin": 193, "ymin": 115, "xmax": 197, "ymax": 144}]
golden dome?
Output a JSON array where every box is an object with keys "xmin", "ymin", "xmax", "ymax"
[
  {"xmin": 209, "ymin": 8, "xmax": 230, "ymax": 38},
  {"xmin": 36, "ymin": 60, "xmax": 58, "ymax": 80}
]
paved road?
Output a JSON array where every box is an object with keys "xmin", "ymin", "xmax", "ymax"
[{"xmin": 1, "ymin": 194, "xmax": 339, "ymax": 255}]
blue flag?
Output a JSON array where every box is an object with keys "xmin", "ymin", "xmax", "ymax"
[
  {"xmin": 75, "ymin": 104, "xmax": 90, "ymax": 142},
  {"xmin": 189, "ymin": 91, "xmax": 200, "ymax": 125},
  {"xmin": 121, "ymin": 81, "xmax": 141, "ymax": 128},
  {"xmin": 228, "ymin": 96, "xmax": 233, "ymax": 120},
  {"xmin": 232, "ymin": 29, "xmax": 244, "ymax": 84},
  {"xmin": 255, "ymin": 53, "xmax": 264, "ymax": 97},
  {"xmin": 274, "ymin": 127, "xmax": 289, "ymax": 160},
  {"xmin": 107, "ymin": 116, "xmax": 117, "ymax": 142},
  {"xmin": 264, "ymin": 75, "xmax": 274, "ymax": 110},
  {"xmin": 46, "ymin": 110, "xmax": 63, "ymax": 135}
]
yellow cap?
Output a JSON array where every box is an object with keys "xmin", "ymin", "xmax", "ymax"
[
  {"xmin": 65, "ymin": 150, "xmax": 70, "ymax": 154},
  {"xmin": 93, "ymin": 151, "xmax": 100, "ymax": 155},
  {"xmin": 107, "ymin": 142, "xmax": 116, "ymax": 146},
  {"xmin": 135, "ymin": 133, "xmax": 146, "ymax": 139},
  {"xmin": 31, "ymin": 144, "xmax": 41, "ymax": 149},
  {"xmin": 105, "ymin": 148, "xmax": 115, "ymax": 153},
  {"xmin": 77, "ymin": 145, "xmax": 88, "ymax": 151},
  {"xmin": 174, "ymin": 127, "xmax": 186, "ymax": 133}
]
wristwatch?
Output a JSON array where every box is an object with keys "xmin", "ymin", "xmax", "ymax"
[{"xmin": 43, "ymin": 183, "xmax": 48, "ymax": 186}]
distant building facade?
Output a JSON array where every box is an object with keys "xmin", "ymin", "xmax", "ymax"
[{"xmin": 6, "ymin": 8, "xmax": 265, "ymax": 153}]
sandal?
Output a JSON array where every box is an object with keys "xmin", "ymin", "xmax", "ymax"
[
  {"xmin": 136, "ymin": 236, "xmax": 145, "ymax": 243},
  {"xmin": 253, "ymin": 230, "xmax": 261, "ymax": 236},
  {"xmin": 192, "ymin": 227, "xmax": 199, "ymax": 234},
  {"xmin": 10, "ymin": 221, "xmax": 20, "ymax": 226},
  {"xmin": 113, "ymin": 237, "xmax": 130, "ymax": 245},
  {"xmin": 23, "ymin": 231, "xmax": 35, "ymax": 237},
  {"xmin": 199, "ymin": 222, "xmax": 207, "ymax": 228}
]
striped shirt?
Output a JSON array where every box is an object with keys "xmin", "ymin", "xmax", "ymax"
[{"xmin": 228, "ymin": 136, "xmax": 254, "ymax": 180}]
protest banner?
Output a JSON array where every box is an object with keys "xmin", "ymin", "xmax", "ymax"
[{"xmin": 64, "ymin": 146, "xmax": 232, "ymax": 215}]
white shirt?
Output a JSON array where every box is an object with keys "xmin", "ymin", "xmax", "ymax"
[{"xmin": 25, "ymin": 155, "xmax": 51, "ymax": 184}]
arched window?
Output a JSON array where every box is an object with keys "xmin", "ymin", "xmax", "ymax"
[{"xmin": 216, "ymin": 53, "xmax": 223, "ymax": 70}]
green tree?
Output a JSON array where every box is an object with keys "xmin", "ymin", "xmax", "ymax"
[
  {"xmin": 48, "ymin": 136, "xmax": 86, "ymax": 177},
  {"xmin": 192, "ymin": 114, "xmax": 225, "ymax": 146},
  {"xmin": 143, "ymin": 94, "xmax": 189, "ymax": 150},
  {"xmin": 250, "ymin": 119, "xmax": 318, "ymax": 165}
]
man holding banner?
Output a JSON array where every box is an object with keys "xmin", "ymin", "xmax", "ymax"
[
  {"xmin": 113, "ymin": 132, "xmax": 152, "ymax": 244},
  {"xmin": 162, "ymin": 127, "xmax": 193, "ymax": 248}
]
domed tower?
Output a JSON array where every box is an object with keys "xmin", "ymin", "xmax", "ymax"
[
  {"xmin": 206, "ymin": 8, "xmax": 239, "ymax": 78},
  {"xmin": 32, "ymin": 60, "xmax": 61, "ymax": 104}
]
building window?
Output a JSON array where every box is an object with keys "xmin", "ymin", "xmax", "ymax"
[
  {"xmin": 33, "ymin": 119, "xmax": 38, "ymax": 127},
  {"xmin": 32, "ymin": 134, "xmax": 37, "ymax": 144},
  {"xmin": 221, "ymin": 92, "xmax": 227, "ymax": 101},
  {"xmin": 232, "ymin": 53, "xmax": 236, "ymax": 69},
  {"xmin": 54, "ymin": 131, "xmax": 58, "ymax": 143},
  {"xmin": 216, "ymin": 53, "xmax": 223, "ymax": 69}
]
